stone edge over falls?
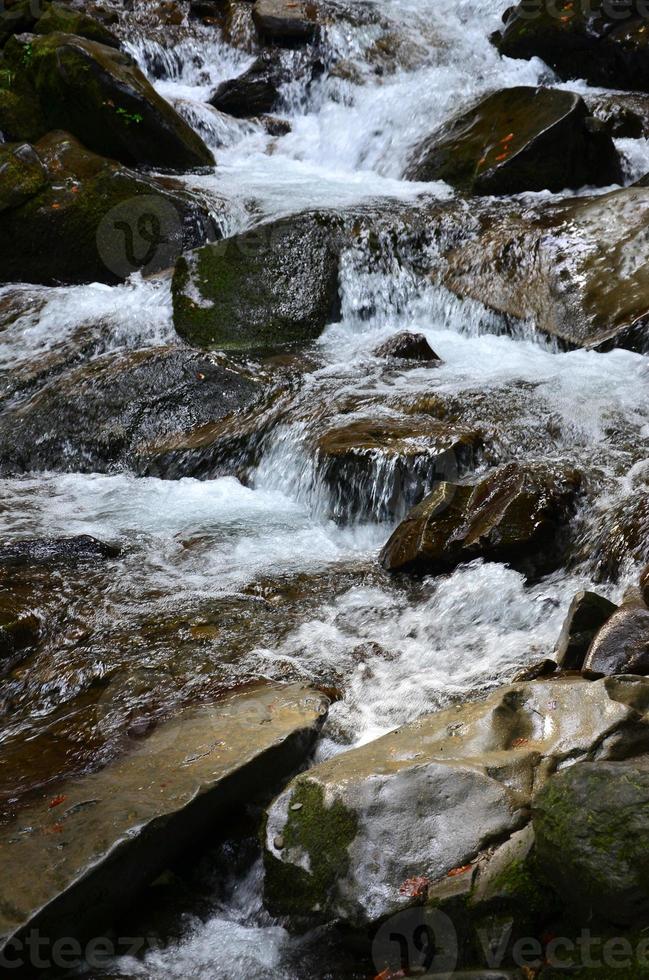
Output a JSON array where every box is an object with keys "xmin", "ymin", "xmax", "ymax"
[{"xmin": 0, "ymin": 683, "xmax": 329, "ymax": 973}]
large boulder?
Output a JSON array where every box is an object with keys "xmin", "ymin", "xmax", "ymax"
[
  {"xmin": 0, "ymin": 132, "xmax": 216, "ymax": 285},
  {"xmin": 252, "ymin": 0, "xmax": 319, "ymax": 45},
  {"xmin": 582, "ymin": 604, "xmax": 649, "ymax": 679},
  {"xmin": 0, "ymin": 346, "xmax": 262, "ymax": 474},
  {"xmin": 209, "ymin": 50, "xmax": 285, "ymax": 117},
  {"xmin": 264, "ymin": 676, "xmax": 649, "ymax": 927},
  {"xmin": 0, "ymin": 684, "xmax": 329, "ymax": 971},
  {"xmin": 406, "ymin": 87, "xmax": 621, "ymax": 195},
  {"xmin": 3, "ymin": 32, "xmax": 214, "ymax": 169},
  {"xmin": 495, "ymin": 0, "xmax": 649, "ymax": 93},
  {"xmin": 554, "ymin": 590, "xmax": 618, "ymax": 671},
  {"xmin": 380, "ymin": 462, "xmax": 581, "ymax": 579},
  {"xmin": 172, "ymin": 212, "xmax": 343, "ymax": 350},
  {"xmin": 0, "ymin": 0, "xmax": 118, "ymax": 49},
  {"xmin": 439, "ymin": 186, "xmax": 649, "ymax": 352},
  {"xmin": 534, "ymin": 761, "xmax": 649, "ymax": 925}
]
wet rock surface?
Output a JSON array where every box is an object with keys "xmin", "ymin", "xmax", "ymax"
[
  {"xmin": 381, "ymin": 462, "xmax": 581, "ymax": 580},
  {"xmin": 406, "ymin": 87, "xmax": 621, "ymax": 195},
  {"xmin": 252, "ymin": 0, "xmax": 319, "ymax": 46},
  {"xmin": 209, "ymin": 50, "xmax": 286, "ymax": 117},
  {"xmin": 3, "ymin": 31, "xmax": 214, "ymax": 169},
  {"xmin": 0, "ymin": 132, "xmax": 217, "ymax": 285},
  {"xmin": 554, "ymin": 590, "xmax": 618, "ymax": 671},
  {"xmin": 373, "ymin": 330, "xmax": 441, "ymax": 361},
  {"xmin": 582, "ymin": 604, "xmax": 649, "ymax": 678},
  {"xmin": 0, "ymin": 346, "xmax": 262, "ymax": 474},
  {"xmin": 0, "ymin": 683, "xmax": 329, "ymax": 969},
  {"xmin": 264, "ymin": 676, "xmax": 649, "ymax": 927}
]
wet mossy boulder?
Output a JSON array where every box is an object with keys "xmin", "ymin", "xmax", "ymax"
[
  {"xmin": 209, "ymin": 50, "xmax": 285, "ymax": 117},
  {"xmin": 264, "ymin": 676, "xmax": 649, "ymax": 927},
  {"xmin": 172, "ymin": 211, "xmax": 343, "ymax": 350},
  {"xmin": 534, "ymin": 762, "xmax": 649, "ymax": 925},
  {"xmin": 496, "ymin": 0, "xmax": 649, "ymax": 93},
  {"xmin": 0, "ymin": 132, "xmax": 216, "ymax": 285},
  {"xmin": 406, "ymin": 87, "xmax": 621, "ymax": 194},
  {"xmin": 582, "ymin": 604, "xmax": 649, "ymax": 679},
  {"xmin": 0, "ymin": 346, "xmax": 262, "ymax": 474},
  {"xmin": 554, "ymin": 590, "xmax": 618, "ymax": 671},
  {"xmin": 3, "ymin": 32, "xmax": 214, "ymax": 169},
  {"xmin": 252, "ymin": 0, "xmax": 319, "ymax": 46},
  {"xmin": 380, "ymin": 462, "xmax": 581, "ymax": 580},
  {"xmin": 34, "ymin": 1, "xmax": 120, "ymax": 47}
]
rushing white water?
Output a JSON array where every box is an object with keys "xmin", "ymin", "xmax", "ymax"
[{"xmin": 2, "ymin": 0, "xmax": 649, "ymax": 975}]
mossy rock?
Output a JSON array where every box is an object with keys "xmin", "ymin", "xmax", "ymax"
[
  {"xmin": 0, "ymin": 131, "xmax": 216, "ymax": 286},
  {"xmin": 380, "ymin": 461, "xmax": 581, "ymax": 580},
  {"xmin": 496, "ymin": 0, "xmax": 649, "ymax": 93},
  {"xmin": 406, "ymin": 87, "xmax": 621, "ymax": 195},
  {"xmin": 34, "ymin": 2, "xmax": 119, "ymax": 47},
  {"xmin": 534, "ymin": 762, "xmax": 649, "ymax": 926},
  {"xmin": 0, "ymin": 0, "xmax": 40, "ymax": 49},
  {"xmin": 0, "ymin": 140, "xmax": 48, "ymax": 211},
  {"xmin": 172, "ymin": 212, "xmax": 343, "ymax": 350},
  {"xmin": 3, "ymin": 31, "xmax": 214, "ymax": 170}
]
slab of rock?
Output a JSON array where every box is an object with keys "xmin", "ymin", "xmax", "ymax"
[
  {"xmin": 172, "ymin": 212, "xmax": 342, "ymax": 350},
  {"xmin": 554, "ymin": 590, "xmax": 618, "ymax": 671},
  {"xmin": 584, "ymin": 90, "xmax": 649, "ymax": 138},
  {"xmin": 3, "ymin": 32, "xmax": 214, "ymax": 170},
  {"xmin": 252, "ymin": 0, "xmax": 319, "ymax": 45},
  {"xmin": 0, "ymin": 683, "xmax": 329, "ymax": 968},
  {"xmin": 534, "ymin": 761, "xmax": 649, "ymax": 925},
  {"xmin": 380, "ymin": 462, "xmax": 580, "ymax": 579},
  {"xmin": 0, "ymin": 132, "xmax": 217, "ymax": 285},
  {"xmin": 264, "ymin": 676, "xmax": 649, "ymax": 927},
  {"xmin": 406, "ymin": 87, "xmax": 621, "ymax": 195},
  {"xmin": 209, "ymin": 50, "xmax": 285, "ymax": 117},
  {"xmin": 373, "ymin": 330, "xmax": 441, "ymax": 361},
  {"xmin": 0, "ymin": 346, "xmax": 262, "ymax": 475},
  {"xmin": 439, "ymin": 186, "xmax": 649, "ymax": 352},
  {"xmin": 582, "ymin": 604, "xmax": 649, "ymax": 679},
  {"xmin": 495, "ymin": 0, "xmax": 649, "ymax": 93}
]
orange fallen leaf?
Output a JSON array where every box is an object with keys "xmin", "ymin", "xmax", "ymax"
[
  {"xmin": 399, "ymin": 875, "xmax": 430, "ymax": 897},
  {"xmin": 374, "ymin": 970, "xmax": 405, "ymax": 980},
  {"xmin": 447, "ymin": 864, "xmax": 472, "ymax": 877},
  {"xmin": 495, "ymin": 152, "xmax": 508, "ymax": 162},
  {"xmin": 512, "ymin": 737, "xmax": 529, "ymax": 747},
  {"xmin": 48, "ymin": 794, "xmax": 67, "ymax": 809},
  {"xmin": 502, "ymin": 132, "xmax": 514, "ymax": 142}
]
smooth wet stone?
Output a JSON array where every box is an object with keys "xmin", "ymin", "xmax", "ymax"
[
  {"xmin": 0, "ymin": 346, "xmax": 262, "ymax": 474},
  {"xmin": 373, "ymin": 330, "xmax": 441, "ymax": 361},
  {"xmin": 554, "ymin": 590, "xmax": 618, "ymax": 671},
  {"xmin": 439, "ymin": 186, "xmax": 649, "ymax": 352},
  {"xmin": 34, "ymin": 1, "xmax": 120, "ymax": 47},
  {"xmin": 209, "ymin": 50, "xmax": 285, "ymax": 117},
  {"xmin": 264, "ymin": 676, "xmax": 649, "ymax": 927},
  {"xmin": 582, "ymin": 604, "xmax": 649, "ymax": 678},
  {"xmin": 496, "ymin": 0, "xmax": 649, "ymax": 93},
  {"xmin": 0, "ymin": 535, "xmax": 119, "ymax": 566},
  {"xmin": 3, "ymin": 31, "xmax": 214, "ymax": 169},
  {"xmin": 172, "ymin": 212, "xmax": 343, "ymax": 350},
  {"xmin": 252, "ymin": 0, "xmax": 319, "ymax": 45},
  {"xmin": 406, "ymin": 87, "xmax": 621, "ymax": 195},
  {"xmin": 0, "ymin": 683, "xmax": 329, "ymax": 968},
  {"xmin": 380, "ymin": 462, "xmax": 581, "ymax": 580},
  {"xmin": 0, "ymin": 131, "xmax": 217, "ymax": 286},
  {"xmin": 534, "ymin": 761, "xmax": 649, "ymax": 925},
  {"xmin": 584, "ymin": 90, "xmax": 649, "ymax": 138}
]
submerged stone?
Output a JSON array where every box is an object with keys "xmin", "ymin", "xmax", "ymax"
[
  {"xmin": 0, "ymin": 683, "xmax": 328, "ymax": 969},
  {"xmin": 406, "ymin": 87, "xmax": 621, "ymax": 195},
  {"xmin": 380, "ymin": 462, "xmax": 581, "ymax": 579}
]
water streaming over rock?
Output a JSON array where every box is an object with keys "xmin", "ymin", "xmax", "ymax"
[{"xmin": 2, "ymin": 0, "xmax": 649, "ymax": 974}]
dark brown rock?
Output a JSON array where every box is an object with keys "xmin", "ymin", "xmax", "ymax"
[
  {"xmin": 554, "ymin": 590, "xmax": 618, "ymax": 671},
  {"xmin": 582, "ymin": 605, "xmax": 649, "ymax": 679},
  {"xmin": 209, "ymin": 50, "xmax": 285, "ymax": 117},
  {"xmin": 252, "ymin": 0, "xmax": 319, "ymax": 45},
  {"xmin": 373, "ymin": 331, "xmax": 441, "ymax": 362},
  {"xmin": 380, "ymin": 462, "xmax": 581, "ymax": 579},
  {"xmin": 0, "ymin": 535, "xmax": 119, "ymax": 566},
  {"xmin": 406, "ymin": 87, "xmax": 621, "ymax": 195}
]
